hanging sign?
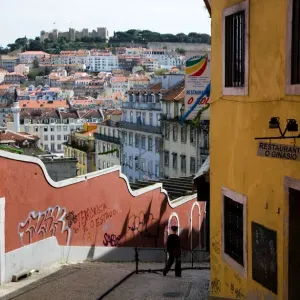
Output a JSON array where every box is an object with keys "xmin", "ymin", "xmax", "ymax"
[
  {"xmin": 184, "ymin": 51, "xmax": 211, "ymax": 121},
  {"xmin": 257, "ymin": 142, "xmax": 300, "ymax": 162}
]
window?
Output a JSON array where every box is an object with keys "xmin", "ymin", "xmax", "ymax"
[
  {"xmin": 63, "ymin": 126, "xmax": 68, "ymax": 131},
  {"xmin": 190, "ymin": 127, "xmax": 196, "ymax": 144},
  {"xmin": 142, "ymin": 160, "xmax": 146, "ymax": 172},
  {"xmin": 34, "ymin": 126, "xmax": 38, "ymax": 132},
  {"xmin": 142, "ymin": 112, "xmax": 146, "ymax": 124},
  {"xmin": 223, "ymin": 1, "xmax": 249, "ymax": 95},
  {"xmin": 135, "ymin": 134, "xmax": 140, "ymax": 148},
  {"xmin": 51, "ymin": 135, "xmax": 55, "ymax": 141},
  {"xmin": 190, "ymin": 157, "xmax": 196, "ymax": 174},
  {"xmin": 224, "ymin": 196, "xmax": 244, "ymax": 265},
  {"xmin": 155, "ymin": 138, "xmax": 161, "ymax": 153},
  {"xmin": 24, "ymin": 126, "xmax": 29, "ymax": 132},
  {"xmin": 130, "ymin": 111, "xmax": 133, "ymax": 123},
  {"xmin": 155, "ymin": 163, "xmax": 159, "ymax": 178},
  {"xmin": 174, "ymin": 103, "xmax": 179, "ymax": 117},
  {"xmin": 51, "ymin": 144, "xmax": 55, "ymax": 151},
  {"xmin": 44, "ymin": 144, "xmax": 49, "ymax": 151},
  {"xmin": 164, "ymin": 151, "xmax": 169, "ymax": 167},
  {"xmin": 148, "ymin": 137, "xmax": 153, "ymax": 151},
  {"xmin": 221, "ymin": 187, "xmax": 247, "ymax": 276},
  {"xmin": 64, "ymin": 135, "xmax": 68, "ymax": 141},
  {"xmin": 287, "ymin": 0, "xmax": 300, "ymax": 94},
  {"xmin": 129, "ymin": 132, "xmax": 133, "ymax": 146},
  {"xmin": 181, "ymin": 125, "xmax": 187, "ymax": 143},
  {"xmin": 50, "ymin": 126, "xmax": 55, "ymax": 132},
  {"xmin": 165, "ymin": 123, "xmax": 170, "ymax": 139},
  {"xmin": 181, "ymin": 155, "xmax": 186, "ymax": 172},
  {"xmin": 149, "ymin": 113, "xmax": 153, "ymax": 126},
  {"xmin": 173, "ymin": 124, "xmax": 178, "ymax": 142},
  {"xmin": 44, "ymin": 126, "xmax": 48, "ymax": 132},
  {"xmin": 127, "ymin": 155, "xmax": 132, "ymax": 168},
  {"xmin": 57, "ymin": 135, "xmax": 61, "ymax": 141},
  {"xmin": 44, "ymin": 135, "xmax": 48, "ymax": 141},
  {"xmin": 166, "ymin": 103, "xmax": 171, "ymax": 116},
  {"xmin": 148, "ymin": 161, "xmax": 152, "ymax": 175},
  {"xmin": 292, "ymin": 0, "xmax": 300, "ymax": 84},
  {"xmin": 123, "ymin": 132, "xmax": 127, "ymax": 145},
  {"xmin": 141, "ymin": 136, "xmax": 146, "ymax": 149},
  {"xmin": 172, "ymin": 153, "xmax": 178, "ymax": 169},
  {"xmin": 57, "ymin": 144, "xmax": 62, "ymax": 150}
]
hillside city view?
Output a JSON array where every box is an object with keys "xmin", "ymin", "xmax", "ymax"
[{"xmin": 1, "ymin": 0, "xmax": 298, "ymax": 300}]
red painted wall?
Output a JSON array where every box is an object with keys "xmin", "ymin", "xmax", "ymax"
[{"xmin": 0, "ymin": 155, "xmax": 206, "ymax": 253}]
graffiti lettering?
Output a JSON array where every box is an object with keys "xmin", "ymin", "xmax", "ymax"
[
  {"xmin": 230, "ymin": 283, "xmax": 245, "ymax": 299},
  {"xmin": 65, "ymin": 211, "xmax": 77, "ymax": 228},
  {"xmin": 18, "ymin": 206, "xmax": 71, "ymax": 246},
  {"xmin": 211, "ymin": 231, "xmax": 220, "ymax": 254},
  {"xmin": 103, "ymin": 233, "xmax": 121, "ymax": 247},
  {"xmin": 74, "ymin": 203, "xmax": 117, "ymax": 234},
  {"xmin": 211, "ymin": 254, "xmax": 221, "ymax": 274},
  {"xmin": 211, "ymin": 277, "xmax": 221, "ymax": 294},
  {"xmin": 128, "ymin": 211, "xmax": 158, "ymax": 239}
]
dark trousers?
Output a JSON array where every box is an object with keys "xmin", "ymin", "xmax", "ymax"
[{"xmin": 163, "ymin": 253, "xmax": 181, "ymax": 276}]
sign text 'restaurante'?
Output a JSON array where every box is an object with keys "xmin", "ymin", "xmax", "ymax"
[{"xmin": 257, "ymin": 142, "xmax": 300, "ymax": 162}]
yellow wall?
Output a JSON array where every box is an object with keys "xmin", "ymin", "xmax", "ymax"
[{"xmin": 210, "ymin": 0, "xmax": 299, "ymax": 299}]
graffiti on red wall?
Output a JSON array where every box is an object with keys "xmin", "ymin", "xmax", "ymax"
[
  {"xmin": 74, "ymin": 203, "xmax": 118, "ymax": 234},
  {"xmin": 18, "ymin": 206, "xmax": 71, "ymax": 246},
  {"xmin": 103, "ymin": 233, "xmax": 121, "ymax": 247},
  {"xmin": 128, "ymin": 211, "xmax": 159, "ymax": 239}
]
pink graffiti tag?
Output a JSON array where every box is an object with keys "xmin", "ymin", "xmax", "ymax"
[{"xmin": 18, "ymin": 206, "xmax": 71, "ymax": 246}]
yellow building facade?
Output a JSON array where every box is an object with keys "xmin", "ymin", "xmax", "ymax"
[
  {"xmin": 208, "ymin": 0, "xmax": 300, "ymax": 299},
  {"xmin": 63, "ymin": 127, "xmax": 96, "ymax": 176}
]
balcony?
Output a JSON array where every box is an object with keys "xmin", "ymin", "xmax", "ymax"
[
  {"xmin": 94, "ymin": 133, "xmax": 121, "ymax": 144},
  {"xmin": 119, "ymin": 121, "xmax": 162, "ymax": 134},
  {"xmin": 200, "ymin": 147, "xmax": 209, "ymax": 156},
  {"xmin": 122, "ymin": 102, "xmax": 162, "ymax": 111}
]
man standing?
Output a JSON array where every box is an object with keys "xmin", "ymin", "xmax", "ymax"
[{"xmin": 163, "ymin": 225, "xmax": 181, "ymax": 277}]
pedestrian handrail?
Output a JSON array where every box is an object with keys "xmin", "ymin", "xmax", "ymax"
[{"xmin": 133, "ymin": 246, "xmax": 208, "ymax": 274}]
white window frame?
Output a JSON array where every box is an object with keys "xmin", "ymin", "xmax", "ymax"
[
  {"xmin": 221, "ymin": 187, "xmax": 247, "ymax": 278},
  {"xmin": 286, "ymin": 0, "xmax": 300, "ymax": 94},
  {"xmin": 222, "ymin": 0, "xmax": 249, "ymax": 96}
]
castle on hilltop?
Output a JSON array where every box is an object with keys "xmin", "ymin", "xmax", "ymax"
[{"xmin": 40, "ymin": 27, "xmax": 109, "ymax": 42}]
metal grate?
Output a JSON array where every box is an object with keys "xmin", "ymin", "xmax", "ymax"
[
  {"xmin": 224, "ymin": 196, "xmax": 244, "ymax": 266},
  {"xmin": 225, "ymin": 11, "xmax": 245, "ymax": 87},
  {"xmin": 291, "ymin": 0, "xmax": 300, "ymax": 85}
]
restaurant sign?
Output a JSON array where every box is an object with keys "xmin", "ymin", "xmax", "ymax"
[{"xmin": 257, "ymin": 142, "xmax": 300, "ymax": 162}]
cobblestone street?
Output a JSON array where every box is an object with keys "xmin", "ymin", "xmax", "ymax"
[{"xmin": 0, "ymin": 262, "xmax": 210, "ymax": 300}]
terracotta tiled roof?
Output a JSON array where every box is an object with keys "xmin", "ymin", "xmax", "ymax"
[
  {"xmin": 20, "ymin": 109, "xmax": 59, "ymax": 120},
  {"xmin": 59, "ymin": 111, "xmax": 78, "ymax": 119},
  {"xmin": 0, "ymin": 85, "xmax": 12, "ymax": 90},
  {"xmin": 17, "ymin": 100, "xmax": 69, "ymax": 109},
  {"xmin": 0, "ymin": 130, "xmax": 39, "ymax": 142},
  {"xmin": 20, "ymin": 51, "xmax": 49, "ymax": 56},
  {"xmin": 70, "ymin": 99, "xmax": 94, "ymax": 106},
  {"xmin": 127, "ymin": 82, "xmax": 162, "ymax": 95},
  {"xmin": 162, "ymin": 80, "xmax": 185, "ymax": 102},
  {"xmin": 111, "ymin": 110, "xmax": 122, "ymax": 116},
  {"xmin": 79, "ymin": 109, "xmax": 102, "ymax": 119},
  {"xmin": 111, "ymin": 77, "xmax": 128, "ymax": 83}
]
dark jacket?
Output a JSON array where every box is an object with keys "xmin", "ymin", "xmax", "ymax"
[{"xmin": 167, "ymin": 234, "xmax": 181, "ymax": 255}]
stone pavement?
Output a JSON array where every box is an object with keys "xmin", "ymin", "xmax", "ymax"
[{"xmin": 0, "ymin": 262, "xmax": 210, "ymax": 300}]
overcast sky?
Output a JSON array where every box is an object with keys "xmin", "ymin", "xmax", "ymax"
[{"xmin": 0, "ymin": 0, "xmax": 211, "ymax": 47}]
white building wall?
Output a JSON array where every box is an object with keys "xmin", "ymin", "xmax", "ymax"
[{"xmin": 7, "ymin": 121, "xmax": 84, "ymax": 153}]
